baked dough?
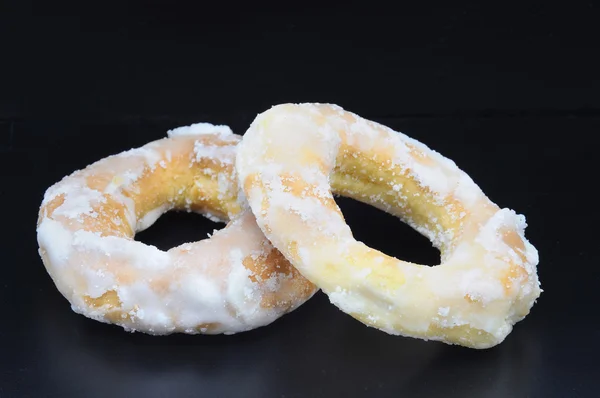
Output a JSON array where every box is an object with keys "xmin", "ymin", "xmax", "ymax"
[
  {"xmin": 37, "ymin": 124, "xmax": 316, "ymax": 335},
  {"xmin": 236, "ymin": 103, "xmax": 541, "ymax": 348}
]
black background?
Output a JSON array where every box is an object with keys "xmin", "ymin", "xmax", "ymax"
[{"xmin": 1, "ymin": 1, "xmax": 598, "ymax": 397}]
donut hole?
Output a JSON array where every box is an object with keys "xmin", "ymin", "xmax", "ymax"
[
  {"xmin": 134, "ymin": 211, "xmax": 225, "ymax": 251},
  {"xmin": 334, "ymin": 196, "xmax": 440, "ymax": 266}
]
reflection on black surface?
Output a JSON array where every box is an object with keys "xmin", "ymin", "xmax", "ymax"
[
  {"xmin": 34, "ymin": 290, "xmax": 294, "ymax": 397},
  {"xmin": 29, "ymin": 284, "xmax": 546, "ymax": 398}
]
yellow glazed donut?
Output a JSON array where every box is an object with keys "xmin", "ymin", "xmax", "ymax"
[
  {"xmin": 236, "ymin": 103, "xmax": 541, "ymax": 348},
  {"xmin": 37, "ymin": 124, "xmax": 316, "ymax": 335}
]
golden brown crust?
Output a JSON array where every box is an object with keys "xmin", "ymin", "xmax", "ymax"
[
  {"xmin": 237, "ymin": 103, "xmax": 541, "ymax": 348},
  {"xmin": 37, "ymin": 132, "xmax": 317, "ymax": 335}
]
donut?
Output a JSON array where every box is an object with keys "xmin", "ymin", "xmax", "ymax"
[
  {"xmin": 236, "ymin": 103, "xmax": 541, "ymax": 348},
  {"xmin": 37, "ymin": 123, "xmax": 316, "ymax": 335}
]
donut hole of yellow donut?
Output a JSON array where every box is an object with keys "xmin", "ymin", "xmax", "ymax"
[
  {"xmin": 333, "ymin": 196, "xmax": 440, "ymax": 266},
  {"xmin": 135, "ymin": 211, "xmax": 224, "ymax": 251}
]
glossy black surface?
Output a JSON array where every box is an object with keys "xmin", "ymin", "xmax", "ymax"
[{"xmin": 1, "ymin": 1, "xmax": 598, "ymax": 397}]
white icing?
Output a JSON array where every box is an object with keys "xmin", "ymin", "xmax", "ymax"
[
  {"xmin": 37, "ymin": 133, "xmax": 315, "ymax": 335},
  {"xmin": 217, "ymin": 171, "xmax": 234, "ymax": 201},
  {"xmin": 37, "ymin": 218, "xmax": 74, "ymax": 267},
  {"xmin": 193, "ymin": 140, "xmax": 235, "ymax": 165},
  {"xmin": 437, "ymin": 307, "xmax": 450, "ymax": 317},
  {"xmin": 120, "ymin": 147, "xmax": 162, "ymax": 170},
  {"xmin": 136, "ymin": 204, "xmax": 170, "ymax": 232},
  {"xmin": 329, "ymin": 287, "xmax": 367, "ymax": 316},
  {"xmin": 203, "ymin": 211, "xmax": 226, "ymax": 223},
  {"xmin": 236, "ymin": 103, "xmax": 541, "ymax": 349},
  {"xmin": 167, "ymin": 122, "xmax": 233, "ymax": 138},
  {"xmin": 81, "ymin": 266, "xmax": 118, "ymax": 298},
  {"xmin": 52, "ymin": 187, "xmax": 105, "ymax": 221},
  {"xmin": 71, "ymin": 230, "xmax": 171, "ymax": 270},
  {"xmin": 476, "ymin": 209, "xmax": 523, "ymax": 258},
  {"xmin": 459, "ymin": 268, "xmax": 504, "ymax": 305},
  {"xmin": 226, "ymin": 248, "xmax": 259, "ymax": 323}
]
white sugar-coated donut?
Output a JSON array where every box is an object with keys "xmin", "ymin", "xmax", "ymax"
[
  {"xmin": 37, "ymin": 124, "xmax": 316, "ymax": 335},
  {"xmin": 237, "ymin": 103, "xmax": 541, "ymax": 348}
]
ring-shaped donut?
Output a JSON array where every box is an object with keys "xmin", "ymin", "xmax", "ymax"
[
  {"xmin": 37, "ymin": 124, "xmax": 316, "ymax": 335},
  {"xmin": 236, "ymin": 103, "xmax": 541, "ymax": 348}
]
